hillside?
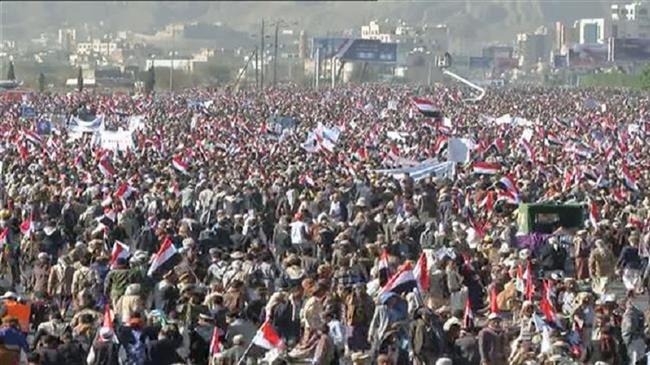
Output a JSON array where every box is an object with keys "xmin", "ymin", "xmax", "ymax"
[{"xmin": 2, "ymin": 1, "xmax": 612, "ymax": 49}]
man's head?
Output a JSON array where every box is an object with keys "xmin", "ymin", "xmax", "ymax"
[{"xmin": 487, "ymin": 312, "xmax": 502, "ymax": 329}]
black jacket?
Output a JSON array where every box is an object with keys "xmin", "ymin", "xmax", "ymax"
[
  {"xmin": 145, "ymin": 337, "xmax": 183, "ymax": 365},
  {"xmin": 89, "ymin": 341, "xmax": 120, "ymax": 365}
]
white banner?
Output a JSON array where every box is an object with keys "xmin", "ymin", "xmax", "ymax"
[
  {"xmin": 448, "ymin": 138, "xmax": 471, "ymax": 163},
  {"xmin": 95, "ymin": 130, "xmax": 134, "ymax": 151},
  {"xmin": 374, "ymin": 160, "xmax": 454, "ymax": 181},
  {"xmin": 68, "ymin": 115, "xmax": 105, "ymax": 133},
  {"xmin": 128, "ymin": 115, "xmax": 145, "ymax": 132}
]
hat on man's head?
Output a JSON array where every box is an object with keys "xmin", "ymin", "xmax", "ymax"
[{"xmin": 488, "ymin": 312, "xmax": 502, "ymax": 321}]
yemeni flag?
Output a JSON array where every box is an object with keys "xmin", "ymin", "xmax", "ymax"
[
  {"xmin": 97, "ymin": 159, "xmax": 116, "ymax": 179},
  {"xmin": 172, "ymin": 156, "xmax": 190, "ymax": 175},
  {"xmin": 463, "ymin": 298, "xmax": 474, "ymax": 329},
  {"xmin": 378, "ymin": 249, "xmax": 391, "ymax": 287},
  {"xmin": 490, "ymin": 138, "xmax": 506, "ymax": 154},
  {"xmin": 546, "ymin": 133, "xmax": 563, "ymax": 147},
  {"xmin": 380, "ymin": 262, "xmax": 418, "ymax": 295},
  {"xmin": 489, "ymin": 285, "xmax": 499, "ymax": 314},
  {"xmin": 412, "ymin": 97, "xmax": 441, "ymax": 118},
  {"xmin": 540, "ymin": 280, "xmax": 558, "ymax": 325},
  {"xmin": 209, "ymin": 327, "xmax": 223, "ymax": 356},
  {"xmin": 432, "ymin": 136, "xmax": 448, "ymax": 155},
  {"xmin": 497, "ymin": 175, "xmax": 518, "ymax": 194},
  {"xmin": 18, "ymin": 143, "xmax": 29, "ymax": 161},
  {"xmin": 97, "ymin": 208, "xmax": 117, "ymax": 228},
  {"xmin": 473, "ymin": 162, "xmax": 500, "ymax": 175},
  {"xmin": 109, "ymin": 240, "xmax": 130, "ymax": 269},
  {"xmin": 479, "ymin": 191, "xmax": 495, "ymax": 212},
  {"xmin": 613, "ymin": 189, "xmax": 627, "ymax": 204},
  {"xmin": 524, "ymin": 260, "xmax": 535, "ymax": 301},
  {"xmin": 115, "ymin": 182, "xmax": 136, "ymax": 201},
  {"xmin": 0, "ymin": 228, "xmax": 8, "ymax": 250},
  {"xmin": 622, "ymin": 165, "xmax": 639, "ymax": 192},
  {"xmin": 412, "ymin": 253, "xmax": 429, "ymax": 291},
  {"xmin": 563, "ymin": 168, "xmax": 575, "ymax": 192},
  {"xmin": 299, "ymin": 174, "xmax": 315, "ymax": 187},
  {"xmin": 519, "ymin": 139, "xmax": 536, "ymax": 163},
  {"xmin": 252, "ymin": 319, "xmax": 284, "ymax": 351},
  {"xmin": 147, "ymin": 236, "xmax": 178, "ymax": 276},
  {"xmin": 22, "ymin": 129, "xmax": 43, "ymax": 146},
  {"xmin": 354, "ymin": 146, "xmax": 368, "ymax": 161},
  {"xmin": 20, "ymin": 213, "xmax": 34, "ymax": 236},
  {"xmin": 497, "ymin": 190, "xmax": 520, "ymax": 205}
]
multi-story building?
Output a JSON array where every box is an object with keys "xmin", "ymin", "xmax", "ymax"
[
  {"xmin": 361, "ymin": 20, "xmax": 395, "ymax": 43},
  {"xmin": 58, "ymin": 28, "xmax": 77, "ymax": 52},
  {"xmin": 516, "ymin": 28, "xmax": 550, "ymax": 66},
  {"xmin": 577, "ymin": 19, "xmax": 607, "ymax": 44},
  {"xmin": 611, "ymin": 1, "xmax": 650, "ymax": 38},
  {"xmin": 76, "ymin": 40, "xmax": 119, "ymax": 56}
]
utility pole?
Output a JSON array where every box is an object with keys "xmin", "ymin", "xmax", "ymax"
[
  {"xmin": 260, "ymin": 20, "xmax": 264, "ymax": 88},
  {"xmin": 273, "ymin": 22, "xmax": 279, "ymax": 86},
  {"xmin": 255, "ymin": 46, "xmax": 259, "ymax": 88},
  {"xmin": 315, "ymin": 47, "xmax": 320, "ymax": 89},
  {"xmin": 170, "ymin": 27, "xmax": 175, "ymax": 92}
]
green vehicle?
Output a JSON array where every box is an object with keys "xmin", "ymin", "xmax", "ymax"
[{"xmin": 517, "ymin": 203, "xmax": 586, "ymax": 234}]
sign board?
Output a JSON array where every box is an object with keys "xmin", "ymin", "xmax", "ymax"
[
  {"xmin": 612, "ymin": 38, "xmax": 650, "ymax": 61},
  {"xmin": 95, "ymin": 130, "xmax": 134, "ymax": 151},
  {"xmin": 311, "ymin": 38, "xmax": 349, "ymax": 59},
  {"xmin": 312, "ymin": 38, "xmax": 397, "ymax": 63},
  {"xmin": 469, "ymin": 56, "xmax": 492, "ymax": 69},
  {"xmin": 340, "ymin": 39, "xmax": 397, "ymax": 63},
  {"xmin": 68, "ymin": 115, "xmax": 105, "ymax": 133},
  {"xmin": 21, "ymin": 106, "xmax": 36, "ymax": 118},
  {"xmin": 268, "ymin": 116, "xmax": 297, "ymax": 135},
  {"xmin": 36, "ymin": 119, "xmax": 52, "ymax": 135}
]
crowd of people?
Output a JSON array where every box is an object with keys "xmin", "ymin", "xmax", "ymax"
[{"xmin": 0, "ymin": 83, "xmax": 647, "ymax": 365}]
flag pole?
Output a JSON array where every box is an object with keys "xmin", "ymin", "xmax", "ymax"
[{"xmin": 235, "ymin": 340, "xmax": 256, "ymax": 365}]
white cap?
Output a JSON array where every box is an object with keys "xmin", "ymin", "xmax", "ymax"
[
  {"xmin": 488, "ymin": 312, "xmax": 502, "ymax": 321},
  {"xmin": 443, "ymin": 317, "xmax": 461, "ymax": 331}
]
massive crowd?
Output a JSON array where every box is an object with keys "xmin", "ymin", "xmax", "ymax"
[{"xmin": 0, "ymin": 83, "xmax": 648, "ymax": 365}]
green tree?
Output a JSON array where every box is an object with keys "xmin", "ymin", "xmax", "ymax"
[
  {"xmin": 38, "ymin": 72, "xmax": 46, "ymax": 93},
  {"xmin": 77, "ymin": 66, "xmax": 83, "ymax": 92},
  {"xmin": 641, "ymin": 63, "xmax": 650, "ymax": 91},
  {"xmin": 145, "ymin": 66, "xmax": 155, "ymax": 94},
  {"xmin": 6, "ymin": 61, "xmax": 15, "ymax": 80}
]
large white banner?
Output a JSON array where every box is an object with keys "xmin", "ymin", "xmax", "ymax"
[
  {"xmin": 448, "ymin": 138, "xmax": 472, "ymax": 163},
  {"xmin": 374, "ymin": 160, "xmax": 455, "ymax": 181},
  {"xmin": 95, "ymin": 130, "xmax": 134, "ymax": 151},
  {"xmin": 68, "ymin": 115, "xmax": 105, "ymax": 133},
  {"xmin": 128, "ymin": 115, "xmax": 145, "ymax": 132}
]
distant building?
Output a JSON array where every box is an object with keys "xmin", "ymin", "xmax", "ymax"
[
  {"xmin": 58, "ymin": 28, "xmax": 77, "ymax": 52},
  {"xmin": 554, "ymin": 22, "xmax": 568, "ymax": 52},
  {"xmin": 482, "ymin": 45, "xmax": 513, "ymax": 59},
  {"xmin": 577, "ymin": 18, "xmax": 606, "ymax": 44},
  {"xmin": 516, "ymin": 30, "xmax": 550, "ymax": 65},
  {"xmin": 611, "ymin": 1, "xmax": 650, "ymax": 38},
  {"xmin": 420, "ymin": 24, "xmax": 449, "ymax": 51},
  {"xmin": 77, "ymin": 40, "xmax": 119, "ymax": 56},
  {"xmin": 299, "ymin": 30, "xmax": 308, "ymax": 59},
  {"xmin": 361, "ymin": 20, "xmax": 395, "ymax": 43}
]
